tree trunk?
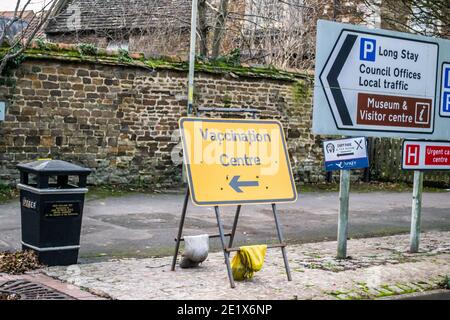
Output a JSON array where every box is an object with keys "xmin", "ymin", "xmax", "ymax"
[
  {"xmin": 211, "ymin": 0, "xmax": 229, "ymax": 59},
  {"xmin": 198, "ymin": 0, "xmax": 209, "ymax": 57}
]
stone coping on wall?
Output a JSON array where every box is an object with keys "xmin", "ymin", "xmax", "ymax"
[{"xmin": 0, "ymin": 42, "xmax": 312, "ymax": 83}]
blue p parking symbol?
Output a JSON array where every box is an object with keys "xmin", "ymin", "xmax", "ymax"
[
  {"xmin": 360, "ymin": 38, "xmax": 376, "ymax": 62},
  {"xmin": 444, "ymin": 92, "xmax": 450, "ymax": 113},
  {"xmin": 442, "ymin": 65, "xmax": 450, "ymax": 116}
]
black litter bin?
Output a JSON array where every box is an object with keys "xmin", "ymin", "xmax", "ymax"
[{"xmin": 17, "ymin": 160, "xmax": 91, "ymax": 266}]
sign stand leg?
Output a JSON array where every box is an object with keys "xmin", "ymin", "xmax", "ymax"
[
  {"xmin": 214, "ymin": 206, "xmax": 236, "ymax": 288},
  {"xmin": 410, "ymin": 170, "xmax": 424, "ymax": 253},
  {"xmin": 171, "ymin": 188, "xmax": 190, "ymax": 271},
  {"xmin": 271, "ymin": 203, "xmax": 292, "ymax": 281},
  {"xmin": 337, "ymin": 169, "xmax": 350, "ymax": 259},
  {"xmin": 227, "ymin": 205, "xmax": 241, "ymax": 254}
]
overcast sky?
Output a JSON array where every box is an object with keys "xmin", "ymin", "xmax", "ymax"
[{"xmin": 0, "ymin": 0, "xmax": 49, "ymax": 12}]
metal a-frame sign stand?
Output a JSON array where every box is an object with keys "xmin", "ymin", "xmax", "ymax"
[{"xmin": 171, "ymin": 107, "xmax": 293, "ymax": 288}]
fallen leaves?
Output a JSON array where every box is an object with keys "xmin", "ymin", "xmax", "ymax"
[
  {"xmin": 0, "ymin": 250, "xmax": 42, "ymax": 275},
  {"xmin": 0, "ymin": 291, "xmax": 20, "ymax": 300}
]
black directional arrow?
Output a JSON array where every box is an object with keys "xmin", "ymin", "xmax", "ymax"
[
  {"xmin": 326, "ymin": 34, "xmax": 358, "ymax": 126},
  {"xmin": 229, "ymin": 175, "xmax": 259, "ymax": 193}
]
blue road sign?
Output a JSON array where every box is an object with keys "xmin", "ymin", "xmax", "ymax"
[{"xmin": 441, "ymin": 63, "xmax": 450, "ymax": 117}]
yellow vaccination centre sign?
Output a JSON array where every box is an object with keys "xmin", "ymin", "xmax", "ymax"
[{"xmin": 179, "ymin": 118, "xmax": 297, "ymax": 206}]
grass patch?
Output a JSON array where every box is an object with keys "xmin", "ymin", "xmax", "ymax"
[
  {"xmin": 0, "ymin": 184, "xmax": 17, "ymax": 204},
  {"xmin": 86, "ymin": 185, "xmax": 137, "ymax": 201},
  {"xmin": 1, "ymin": 44, "xmax": 311, "ymax": 83},
  {"xmin": 0, "ymin": 184, "xmax": 156, "ymax": 204},
  {"xmin": 1, "ymin": 181, "xmax": 448, "ymax": 205},
  {"xmin": 438, "ymin": 276, "xmax": 450, "ymax": 290},
  {"xmin": 299, "ymin": 181, "xmax": 449, "ymax": 193}
]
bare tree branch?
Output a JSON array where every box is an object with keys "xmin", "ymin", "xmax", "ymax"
[{"xmin": 0, "ymin": 0, "xmax": 59, "ymax": 75}]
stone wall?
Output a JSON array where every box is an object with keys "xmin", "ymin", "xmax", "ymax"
[{"xmin": 0, "ymin": 53, "xmax": 325, "ymax": 187}]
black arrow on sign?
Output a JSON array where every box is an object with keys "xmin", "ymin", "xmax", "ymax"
[
  {"xmin": 326, "ymin": 34, "xmax": 358, "ymax": 126},
  {"xmin": 229, "ymin": 175, "xmax": 259, "ymax": 193}
]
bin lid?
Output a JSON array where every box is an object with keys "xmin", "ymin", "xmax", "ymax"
[{"xmin": 16, "ymin": 160, "xmax": 91, "ymax": 175}]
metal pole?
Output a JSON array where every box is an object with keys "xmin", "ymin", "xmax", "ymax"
[
  {"xmin": 182, "ymin": 0, "xmax": 198, "ymax": 182},
  {"xmin": 187, "ymin": 0, "xmax": 198, "ymax": 116},
  {"xmin": 271, "ymin": 203, "xmax": 292, "ymax": 281},
  {"xmin": 363, "ymin": 138, "xmax": 371, "ymax": 182},
  {"xmin": 171, "ymin": 188, "xmax": 190, "ymax": 271},
  {"xmin": 228, "ymin": 205, "xmax": 241, "ymax": 250},
  {"xmin": 337, "ymin": 169, "xmax": 350, "ymax": 259},
  {"xmin": 410, "ymin": 170, "xmax": 424, "ymax": 253},
  {"xmin": 214, "ymin": 206, "xmax": 236, "ymax": 288}
]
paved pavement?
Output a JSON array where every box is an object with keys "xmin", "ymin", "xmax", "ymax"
[
  {"xmin": 43, "ymin": 231, "xmax": 450, "ymax": 300},
  {"xmin": 1, "ymin": 191, "xmax": 450, "ymax": 260}
]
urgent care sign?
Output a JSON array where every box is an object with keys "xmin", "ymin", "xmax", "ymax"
[{"xmin": 402, "ymin": 140, "xmax": 450, "ymax": 170}]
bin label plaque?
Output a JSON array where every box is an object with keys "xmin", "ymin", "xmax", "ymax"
[
  {"xmin": 44, "ymin": 201, "xmax": 81, "ymax": 217},
  {"xmin": 22, "ymin": 198, "xmax": 37, "ymax": 211}
]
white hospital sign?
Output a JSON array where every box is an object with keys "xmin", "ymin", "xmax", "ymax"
[{"xmin": 313, "ymin": 20, "xmax": 450, "ymax": 139}]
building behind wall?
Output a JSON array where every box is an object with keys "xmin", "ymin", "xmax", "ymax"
[{"xmin": 45, "ymin": 0, "xmax": 194, "ymax": 58}]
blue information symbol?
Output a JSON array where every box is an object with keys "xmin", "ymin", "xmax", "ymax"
[{"xmin": 442, "ymin": 65, "xmax": 450, "ymax": 116}]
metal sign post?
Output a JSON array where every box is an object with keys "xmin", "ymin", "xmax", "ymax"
[
  {"xmin": 187, "ymin": 0, "xmax": 198, "ymax": 116},
  {"xmin": 182, "ymin": 0, "xmax": 198, "ymax": 182},
  {"xmin": 401, "ymin": 140, "xmax": 450, "ymax": 252},
  {"xmin": 410, "ymin": 170, "xmax": 424, "ymax": 253},
  {"xmin": 337, "ymin": 169, "xmax": 350, "ymax": 259},
  {"xmin": 323, "ymin": 137, "xmax": 368, "ymax": 259}
]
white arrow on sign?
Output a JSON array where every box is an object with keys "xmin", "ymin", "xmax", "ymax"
[{"xmin": 319, "ymin": 29, "xmax": 438, "ymax": 134}]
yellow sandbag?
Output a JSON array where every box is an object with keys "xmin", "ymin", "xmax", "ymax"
[{"xmin": 231, "ymin": 245, "xmax": 267, "ymax": 281}]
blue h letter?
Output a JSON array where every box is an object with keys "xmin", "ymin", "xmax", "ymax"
[{"xmin": 360, "ymin": 38, "xmax": 376, "ymax": 62}]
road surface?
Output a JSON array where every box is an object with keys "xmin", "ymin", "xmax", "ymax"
[{"xmin": 1, "ymin": 191, "xmax": 449, "ymax": 261}]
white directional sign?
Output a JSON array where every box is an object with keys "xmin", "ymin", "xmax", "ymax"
[{"xmin": 313, "ymin": 20, "xmax": 450, "ymax": 139}]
